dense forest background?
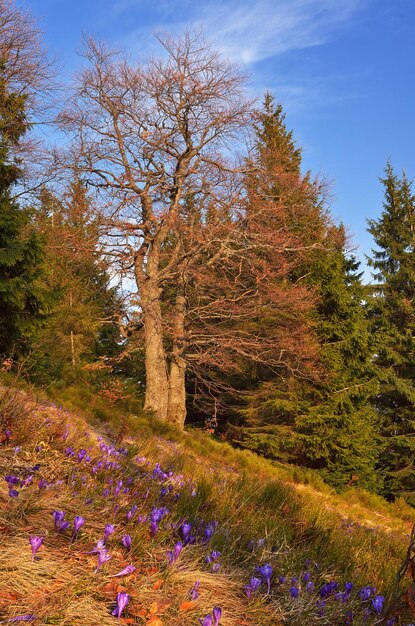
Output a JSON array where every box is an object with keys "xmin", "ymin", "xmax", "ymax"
[{"xmin": 1, "ymin": 0, "xmax": 414, "ymax": 504}]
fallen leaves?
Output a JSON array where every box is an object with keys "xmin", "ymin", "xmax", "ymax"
[{"xmin": 179, "ymin": 600, "xmax": 196, "ymax": 612}]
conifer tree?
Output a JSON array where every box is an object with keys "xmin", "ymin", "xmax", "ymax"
[
  {"xmin": 237, "ymin": 95, "xmax": 380, "ymax": 491},
  {"xmin": 367, "ymin": 163, "xmax": 415, "ymax": 501},
  {"xmin": 0, "ymin": 75, "xmax": 50, "ymax": 360},
  {"xmin": 30, "ymin": 179, "xmax": 122, "ymax": 384}
]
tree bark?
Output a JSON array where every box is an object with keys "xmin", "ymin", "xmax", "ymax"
[
  {"xmin": 142, "ymin": 283, "xmax": 169, "ymax": 421},
  {"xmin": 167, "ymin": 292, "xmax": 187, "ymax": 427}
]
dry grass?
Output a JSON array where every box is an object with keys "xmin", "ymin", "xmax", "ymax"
[{"xmin": 0, "ymin": 384, "xmax": 414, "ymax": 625}]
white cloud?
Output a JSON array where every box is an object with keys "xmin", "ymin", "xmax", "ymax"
[
  {"xmin": 110, "ymin": 0, "xmax": 364, "ymax": 64},
  {"xmin": 204, "ymin": 0, "xmax": 363, "ymax": 63}
]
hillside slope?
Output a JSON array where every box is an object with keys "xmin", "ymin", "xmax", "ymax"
[{"xmin": 0, "ymin": 386, "xmax": 414, "ymax": 625}]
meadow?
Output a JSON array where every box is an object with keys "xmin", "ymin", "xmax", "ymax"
[{"xmin": 1, "ymin": 384, "xmax": 415, "ymax": 625}]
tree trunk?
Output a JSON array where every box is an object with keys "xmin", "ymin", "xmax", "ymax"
[
  {"xmin": 142, "ymin": 283, "xmax": 169, "ymax": 421},
  {"xmin": 167, "ymin": 292, "xmax": 187, "ymax": 427}
]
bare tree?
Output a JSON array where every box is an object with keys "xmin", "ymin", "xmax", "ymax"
[
  {"xmin": 60, "ymin": 31, "xmax": 253, "ymax": 423},
  {"xmin": 0, "ymin": 0, "xmax": 55, "ymax": 195},
  {"xmin": 60, "ymin": 31, "xmax": 326, "ymax": 427}
]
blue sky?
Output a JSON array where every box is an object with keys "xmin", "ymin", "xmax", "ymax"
[{"xmin": 25, "ymin": 0, "xmax": 415, "ymax": 275}]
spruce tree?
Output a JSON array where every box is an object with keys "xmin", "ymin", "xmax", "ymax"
[
  {"xmin": 237, "ymin": 95, "xmax": 380, "ymax": 491},
  {"xmin": 367, "ymin": 163, "xmax": 415, "ymax": 501},
  {"xmin": 30, "ymin": 179, "xmax": 123, "ymax": 384},
  {"xmin": 0, "ymin": 76, "xmax": 50, "ymax": 360}
]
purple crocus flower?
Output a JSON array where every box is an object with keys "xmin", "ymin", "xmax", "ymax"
[
  {"xmin": 7, "ymin": 616, "xmax": 37, "ymax": 622},
  {"xmin": 150, "ymin": 507, "xmax": 168, "ymax": 523},
  {"xmin": 211, "ymin": 563, "xmax": 221, "ymax": 573},
  {"xmin": 199, "ymin": 617, "xmax": 212, "ymax": 626},
  {"xmin": 204, "ymin": 522, "xmax": 218, "ymax": 541},
  {"xmin": 5, "ymin": 475, "xmax": 20, "ymax": 485},
  {"xmin": 359, "ymin": 585, "xmax": 375, "ymax": 601},
  {"xmin": 372, "ymin": 595, "xmax": 385, "ymax": 614},
  {"xmin": 150, "ymin": 522, "xmax": 158, "ymax": 537},
  {"xmin": 121, "ymin": 534, "xmax": 132, "ymax": 551},
  {"xmin": 9, "ymin": 488, "xmax": 19, "ymax": 498},
  {"xmin": 71, "ymin": 516, "xmax": 85, "ymax": 543},
  {"xmin": 29, "ymin": 536, "xmax": 43, "ymax": 561},
  {"xmin": 206, "ymin": 551, "xmax": 221, "ymax": 563},
  {"xmin": 111, "ymin": 591, "xmax": 130, "ymax": 618},
  {"xmin": 259, "ymin": 564, "xmax": 273, "ymax": 595},
  {"xmin": 191, "ymin": 581, "xmax": 200, "ymax": 600},
  {"xmin": 250, "ymin": 577, "xmax": 261, "ymax": 591},
  {"xmin": 167, "ymin": 542, "xmax": 183, "ymax": 564},
  {"xmin": 4, "ymin": 427, "xmax": 12, "ymax": 443},
  {"xmin": 180, "ymin": 522, "xmax": 192, "ymax": 541},
  {"xmin": 95, "ymin": 550, "xmax": 111, "ymax": 573},
  {"xmin": 320, "ymin": 581, "xmax": 338, "ymax": 598},
  {"xmin": 290, "ymin": 586, "xmax": 300, "ymax": 598},
  {"xmin": 306, "ymin": 581, "xmax": 315, "ymax": 592},
  {"xmin": 104, "ymin": 524, "xmax": 115, "ymax": 541},
  {"xmin": 213, "ymin": 607, "xmax": 222, "ymax": 625},
  {"xmin": 110, "ymin": 564, "xmax": 136, "ymax": 577},
  {"xmin": 113, "ymin": 480, "xmax": 123, "ymax": 498},
  {"xmin": 52, "ymin": 510, "xmax": 66, "ymax": 532}
]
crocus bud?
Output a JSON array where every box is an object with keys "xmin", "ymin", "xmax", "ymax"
[
  {"xmin": 213, "ymin": 606, "xmax": 222, "ymax": 625},
  {"xmin": 30, "ymin": 536, "xmax": 43, "ymax": 561},
  {"xmin": 71, "ymin": 516, "xmax": 85, "ymax": 543},
  {"xmin": 111, "ymin": 591, "xmax": 130, "ymax": 618}
]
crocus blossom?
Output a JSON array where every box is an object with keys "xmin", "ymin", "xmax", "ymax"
[
  {"xmin": 213, "ymin": 607, "xmax": 222, "ymax": 625},
  {"xmin": 245, "ymin": 576, "xmax": 261, "ymax": 600},
  {"xmin": 71, "ymin": 516, "xmax": 85, "ymax": 543},
  {"xmin": 121, "ymin": 534, "xmax": 132, "ymax": 551},
  {"xmin": 191, "ymin": 581, "xmax": 200, "ymax": 600},
  {"xmin": 95, "ymin": 550, "xmax": 111, "ymax": 573},
  {"xmin": 167, "ymin": 542, "xmax": 183, "ymax": 564},
  {"xmin": 199, "ymin": 616, "xmax": 212, "ymax": 626},
  {"xmin": 180, "ymin": 522, "xmax": 192, "ymax": 541},
  {"xmin": 104, "ymin": 524, "xmax": 115, "ymax": 541},
  {"xmin": 52, "ymin": 510, "xmax": 66, "ymax": 532},
  {"xmin": 7, "ymin": 616, "xmax": 37, "ymax": 622},
  {"xmin": 29, "ymin": 536, "xmax": 43, "ymax": 561},
  {"xmin": 372, "ymin": 595, "xmax": 385, "ymax": 614},
  {"xmin": 110, "ymin": 564, "xmax": 136, "ymax": 577},
  {"xmin": 259, "ymin": 564, "xmax": 273, "ymax": 595},
  {"xmin": 111, "ymin": 592, "xmax": 130, "ymax": 618},
  {"xmin": 5, "ymin": 475, "xmax": 20, "ymax": 485},
  {"xmin": 359, "ymin": 585, "xmax": 375, "ymax": 601}
]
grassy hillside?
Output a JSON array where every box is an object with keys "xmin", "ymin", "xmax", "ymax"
[{"xmin": 0, "ymin": 384, "xmax": 414, "ymax": 625}]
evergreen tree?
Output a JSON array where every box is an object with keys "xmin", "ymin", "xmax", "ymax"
[
  {"xmin": 0, "ymin": 74, "xmax": 50, "ymax": 360},
  {"xmin": 30, "ymin": 179, "xmax": 123, "ymax": 384},
  {"xmin": 294, "ymin": 243, "xmax": 380, "ymax": 491},
  {"xmin": 236, "ymin": 95, "xmax": 380, "ymax": 491},
  {"xmin": 367, "ymin": 163, "xmax": 415, "ymax": 501}
]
